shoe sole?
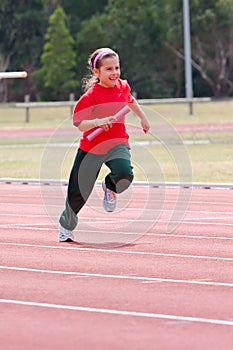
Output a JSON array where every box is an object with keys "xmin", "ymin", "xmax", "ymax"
[
  {"xmin": 103, "ymin": 205, "xmax": 115, "ymax": 212},
  {"xmin": 59, "ymin": 237, "xmax": 74, "ymax": 242}
]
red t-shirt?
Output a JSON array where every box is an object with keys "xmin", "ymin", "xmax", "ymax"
[{"xmin": 73, "ymin": 79, "xmax": 134, "ymax": 154}]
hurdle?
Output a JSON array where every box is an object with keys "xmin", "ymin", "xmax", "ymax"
[{"xmin": 0, "ymin": 71, "xmax": 27, "ymax": 79}]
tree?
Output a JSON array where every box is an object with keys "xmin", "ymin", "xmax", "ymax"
[
  {"xmin": 0, "ymin": 0, "xmax": 46, "ymax": 101},
  {"xmin": 165, "ymin": 0, "xmax": 233, "ymax": 97},
  {"xmin": 32, "ymin": 5, "xmax": 77, "ymax": 100},
  {"xmin": 59, "ymin": 0, "xmax": 108, "ymax": 36},
  {"xmin": 191, "ymin": 0, "xmax": 233, "ymax": 97},
  {"xmin": 75, "ymin": 0, "xmax": 167, "ymax": 98},
  {"xmin": 1, "ymin": 0, "xmax": 232, "ymax": 100}
]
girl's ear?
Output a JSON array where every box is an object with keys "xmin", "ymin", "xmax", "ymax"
[{"xmin": 92, "ymin": 68, "xmax": 99, "ymax": 77}]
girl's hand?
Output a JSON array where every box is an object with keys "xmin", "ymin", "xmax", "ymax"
[
  {"xmin": 96, "ymin": 116, "xmax": 116, "ymax": 131},
  {"xmin": 141, "ymin": 117, "xmax": 150, "ymax": 134}
]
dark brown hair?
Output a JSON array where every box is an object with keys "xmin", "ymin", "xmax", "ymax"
[{"xmin": 82, "ymin": 48, "xmax": 119, "ymax": 91}]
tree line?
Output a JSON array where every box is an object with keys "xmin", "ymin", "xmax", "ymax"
[{"xmin": 0, "ymin": 0, "xmax": 232, "ymax": 102}]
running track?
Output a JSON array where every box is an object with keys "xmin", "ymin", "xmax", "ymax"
[{"xmin": 0, "ymin": 182, "xmax": 233, "ymax": 349}]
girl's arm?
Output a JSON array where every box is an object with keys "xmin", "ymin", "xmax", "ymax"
[
  {"xmin": 76, "ymin": 98, "xmax": 150, "ymax": 133},
  {"xmin": 77, "ymin": 116, "xmax": 115, "ymax": 132},
  {"xmin": 73, "ymin": 94, "xmax": 115, "ymax": 132},
  {"xmin": 129, "ymin": 98, "xmax": 150, "ymax": 133}
]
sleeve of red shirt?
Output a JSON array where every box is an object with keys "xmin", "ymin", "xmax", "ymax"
[
  {"xmin": 122, "ymin": 79, "xmax": 134, "ymax": 104},
  {"xmin": 73, "ymin": 91, "xmax": 95, "ymax": 126},
  {"xmin": 73, "ymin": 80, "xmax": 134, "ymax": 126}
]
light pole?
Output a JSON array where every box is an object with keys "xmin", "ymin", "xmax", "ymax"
[{"xmin": 183, "ymin": 0, "xmax": 193, "ymax": 115}]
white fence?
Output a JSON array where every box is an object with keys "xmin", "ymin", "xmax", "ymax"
[{"xmin": 14, "ymin": 97, "xmax": 212, "ymax": 122}]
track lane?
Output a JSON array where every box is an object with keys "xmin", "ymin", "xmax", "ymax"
[
  {"xmin": 0, "ymin": 268, "xmax": 233, "ymax": 322},
  {"xmin": 1, "ymin": 183, "xmax": 233, "ymax": 349},
  {"xmin": 0, "ymin": 300, "xmax": 232, "ymax": 350}
]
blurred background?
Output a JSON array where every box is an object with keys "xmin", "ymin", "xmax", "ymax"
[
  {"xmin": 0, "ymin": 0, "xmax": 232, "ymax": 184},
  {"xmin": 0, "ymin": 0, "xmax": 232, "ymax": 102}
]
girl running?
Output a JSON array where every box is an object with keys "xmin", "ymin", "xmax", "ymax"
[{"xmin": 59, "ymin": 47, "xmax": 150, "ymax": 242}]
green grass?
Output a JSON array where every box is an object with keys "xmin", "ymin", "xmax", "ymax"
[
  {"xmin": 1, "ymin": 100, "xmax": 233, "ymax": 128},
  {"xmin": 144, "ymin": 100, "xmax": 233, "ymax": 124},
  {"xmin": 0, "ymin": 100, "xmax": 233, "ymax": 183},
  {"xmin": 1, "ymin": 141, "xmax": 233, "ymax": 183},
  {"xmin": 0, "ymin": 105, "xmax": 73, "ymax": 129}
]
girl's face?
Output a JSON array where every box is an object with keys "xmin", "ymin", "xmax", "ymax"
[{"xmin": 93, "ymin": 55, "xmax": 121, "ymax": 88}]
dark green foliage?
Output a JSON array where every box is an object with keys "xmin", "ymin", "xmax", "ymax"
[
  {"xmin": 32, "ymin": 5, "xmax": 77, "ymax": 100},
  {"xmin": 0, "ymin": 0, "xmax": 232, "ymax": 101}
]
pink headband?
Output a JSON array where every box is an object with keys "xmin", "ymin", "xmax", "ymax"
[{"xmin": 93, "ymin": 49, "xmax": 115, "ymax": 69}]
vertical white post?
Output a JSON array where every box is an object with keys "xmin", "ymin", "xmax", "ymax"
[
  {"xmin": 24, "ymin": 94, "xmax": 30, "ymax": 123},
  {"xmin": 183, "ymin": 0, "xmax": 193, "ymax": 115},
  {"xmin": 69, "ymin": 92, "xmax": 75, "ymax": 118}
]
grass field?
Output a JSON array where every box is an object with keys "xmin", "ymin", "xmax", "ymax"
[{"xmin": 0, "ymin": 100, "xmax": 233, "ymax": 183}]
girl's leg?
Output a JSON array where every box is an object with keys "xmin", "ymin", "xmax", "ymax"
[
  {"xmin": 59, "ymin": 149, "xmax": 103, "ymax": 230},
  {"xmin": 104, "ymin": 145, "xmax": 134, "ymax": 193}
]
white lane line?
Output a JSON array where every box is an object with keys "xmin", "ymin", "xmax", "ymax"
[
  {"xmin": 0, "ymin": 140, "xmax": 211, "ymax": 148},
  {"xmin": 1, "ymin": 242, "xmax": 233, "ymax": 261},
  {"xmin": 1, "ymin": 225, "xmax": 233, "ymax": 242},
  {"xmin": 1, "ymin": 265, "xmax": 233, "ymax": 287},
  {"xmin": 1, "ymin": 212, "xmax": 233, "ymax": 221},
  {"xmin": 2, "ymin": 198, "xmax": 233, "ymax": 209},
  {"xmin": 0, "ymin": 299, "xmax": 232, "ymax": 326},
  {"xmin": 1, "ymin": 217, "xmax": 233, "ymax": 227},
  {"xmin": 0, "ymin": 214, "xmax": 49, "ymax": 218},
  {"xmin": 0, "ymin": 223, "xmax": 53, "ymax": 227}
]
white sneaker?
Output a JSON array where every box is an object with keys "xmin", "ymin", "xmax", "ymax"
[
  {"xmin": 59, "ymin": 225, "xmax": 74, "ymax": 242},
  {"xmin": 102, "ymin": 180, "xmax": 117, "ymax": 212}
]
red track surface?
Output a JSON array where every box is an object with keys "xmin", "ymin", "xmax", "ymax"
[
  {"xmin": 1, "ymin": 122, "xmax": 233, "ymax": 139},
  {"xmin": 0, "ymin": 183, "xmax": 233, "ymax": 349}
]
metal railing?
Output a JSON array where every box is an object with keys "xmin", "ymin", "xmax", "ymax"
[{"xmin": 14, "ymin": 96, "xmax": 212, "ymax": 123}]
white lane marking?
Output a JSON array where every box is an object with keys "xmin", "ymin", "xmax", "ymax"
[
  {"xmin": 0, "ymin": 139, "xmax": 210, "ymax": 148},
  {"xmin": 0, "ymin": 242, "xmax": 233, "ymax": 261},
  {"xmin": 1, "ymin": 212, "xmax": 233, "ymax": 221},
  {"xmin": 1, "ymin": 217, "xmax": 233, "ymax": 227},
  {"xmin": 1, "ymin": 225, "xmax": 233, "ymax": 242},
  {"xmin": 1, "ymin": 224, "xmax": 233, "ymax": 239},
  {"xmin": 0, "ymin": 299, "xmax": 232, "ymax": 326},
  {"xmin": 1, "ymin": 225, "xmax": 233, "ymax": 245},
  {"xmin": 1, "ymin": 201, "xmax": 233, "ymax": 211},
  {"xmin": 0, "ymin": 265, "xmax": 233, "ymax": 287},
  {"xmin": 1, "ymin": 209, "xmax": 233, "ymax": 221}
]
